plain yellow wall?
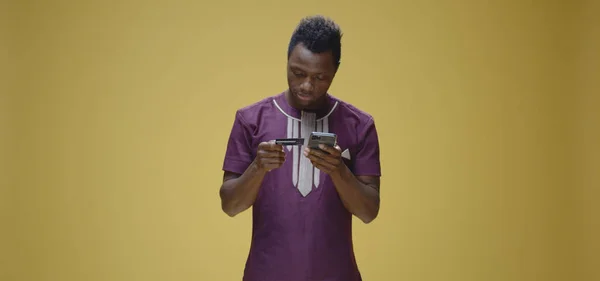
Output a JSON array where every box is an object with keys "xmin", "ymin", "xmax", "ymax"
[
  {"xmin": 573, "ymin": 0, "xmax": 600, "ymax": 280},
  {"xmin": 2, "ymin": 0, "xmax": 18, "ymax": 278},
  {"xmin": 3, "ymin": 0, "xmax": 597, "ymax": 281}
]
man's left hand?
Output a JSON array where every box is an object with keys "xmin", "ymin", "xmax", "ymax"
[{"xmin": 304, "ymin": 144, "xmax": 345, "ymax": 175}]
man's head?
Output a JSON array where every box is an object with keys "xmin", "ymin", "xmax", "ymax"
[{"xmin": 286, "ymin": 15, "xmax": 342, "ymax": 110}]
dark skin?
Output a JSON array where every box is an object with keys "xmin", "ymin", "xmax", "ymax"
[{"xmin": 219, "ymin": 43, "xmax": 380, "ymax": 223}]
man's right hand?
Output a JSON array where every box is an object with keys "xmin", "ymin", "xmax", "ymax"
[{"xmin": 254, "ymin": 141, "xmax": 286, "ymax": 172}]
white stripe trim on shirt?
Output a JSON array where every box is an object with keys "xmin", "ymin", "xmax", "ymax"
[{"xmin": 272, "ymin": 98, "xmax": 338, "ymax": 122}]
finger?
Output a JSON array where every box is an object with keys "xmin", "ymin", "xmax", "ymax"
[
  {"xmin": 318, "ymin": 144, "xmax": 341, "ymax": 156},
  {"xmin": 305, "ymin": 148, "xmax": 330, "ymax": 164},
  {"xmin": 258, "ymin": 149, "xmax": 286, "ymax": 156},
  {"xmin": 261, "ymin": 157, "xmax": 286, "ymax": 165},
  {"xmin": 265, "ymin": 141, "xmax": 283, "ymax": 151},
  {"xmin": 260, "ymin": 160, "xmax": 285, "ymax": 171},
  {"xmin": 305, "ymin": 148, "xmax": 339, "ymax": 166},
  {"xmin": 258, "ymin": 150, "xmax": 286, "ymax": 159},
  {"xmin": 306, "ymin": 153, "xmax": 336, "ymax": 170},
  {"xmin": 264, "ymin": 157, "xmax": 285, "ymax": 164},
  {"xmin": 271, "ymin": 143, "xmax": 284, "ymax": 151},
  {"xmin": 304, "ymin": 147, "xmax": 327, "ymax": 159},
  {"xmin": 315, "ymin": 160, "xmax": 336, "ymax": 171},
  {"xmin": 311, "ymin": 161, "xmax": 333, "ymax": 173},
  {"xmin": 259, "ymin": 155, "xmax": 285, "ymax": 164},
  {"xmin": 259, "ymin": 142, "xmax": 284, "ymax": 152}
]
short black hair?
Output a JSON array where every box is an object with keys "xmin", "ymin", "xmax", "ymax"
[{"xmin": 287, "ymin": 15, "xmax": 342, "ymax": 68}]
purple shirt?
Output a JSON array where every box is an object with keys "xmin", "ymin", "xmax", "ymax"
[{"xmin": 222, "ymin": 92, "xmax": 381, "ymax": 281}]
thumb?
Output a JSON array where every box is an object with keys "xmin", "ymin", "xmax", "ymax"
[{"xmin": 266, "ymin": 140, "xmax": 283, "ymax": 152}]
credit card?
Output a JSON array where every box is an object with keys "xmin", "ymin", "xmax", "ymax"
[{"xmin": 275, "ymin": 138, "xmax": 305, "ymax": 146}]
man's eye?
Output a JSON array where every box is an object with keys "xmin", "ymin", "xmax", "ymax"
[{"xmin": 294, "ymin": 72, "xmax": 305, "ymax": 77}]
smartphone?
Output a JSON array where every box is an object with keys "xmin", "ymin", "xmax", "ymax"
[{"xmin": 307, "ymin": 132, "xmax": 337, "ymax": 150}]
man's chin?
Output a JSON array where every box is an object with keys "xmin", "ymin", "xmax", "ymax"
[
  {"xmin": 289, "ymin": 93, "xmax": 311, "ymax": 106},
  {"xmin": 296, "ymin": 98, "xmax": 313, "ymax": 106},
  {"xmin": 287, "ymin": 90, "xmax": 322, "ymax": 110}
]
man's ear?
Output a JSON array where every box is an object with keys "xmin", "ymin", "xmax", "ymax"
[
  {"xmin": 333, "ymin": 62, "xmax": 341, "ymax": 75},
  {"xmin": 331, "ymin": 62, "xmax": 339, "ymax": 74}
]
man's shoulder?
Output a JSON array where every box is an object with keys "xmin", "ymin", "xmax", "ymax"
[
  {"xmin": 236, "ymin": 95, "xmax": 275, "ymax": 113},
  {"xmin": 332, "ymin": 96, "xmax": 375, "ymax": 124},
  {"xmin": 233, "ymin": 94, "xmax": 279, "ymax": 124}
]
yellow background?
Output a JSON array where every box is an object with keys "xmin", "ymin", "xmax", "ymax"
[{"xmin": 2, "ymin": 0, "xmax": 598, "ymax": 280}]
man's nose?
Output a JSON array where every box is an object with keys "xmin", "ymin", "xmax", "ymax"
[{"xmin": 300, "ymin": 78, "xmax": 314, "ymax": 92}]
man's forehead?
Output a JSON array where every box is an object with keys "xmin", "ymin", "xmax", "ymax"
[{"xmin": 289, "ymin": 44, "xmax": 335, "ymax": 72}]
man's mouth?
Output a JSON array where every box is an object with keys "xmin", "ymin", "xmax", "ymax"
[{"xmin": 296, "ymin": 91, "xmax": 312, "ymax": 101}]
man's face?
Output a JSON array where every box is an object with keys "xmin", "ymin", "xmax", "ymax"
[{"xmin": 286, "ymin": 43, "xmax": 337, "ymax": 110}]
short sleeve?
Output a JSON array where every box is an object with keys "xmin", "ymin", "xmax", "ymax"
[
  {"xmin": 222, "ymin": 110, "xmax": 254, "ymax": 174},
  {"xmin": 353, "ymin": 117, "xmax": 381, "ymax": 176}
]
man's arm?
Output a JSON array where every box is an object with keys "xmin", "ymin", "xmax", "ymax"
[
  {"xmin": 219, "ymin": 164, "xmax": 267, "ymax": 217},
  {"xmin": 330, "ymin": 165, "xmax": 380, "ymax": 223},
  {"xmin": 305, "ymin": 145, "xmax": 380, "ymax": 223},
  {"xmin": 305, "ymin": 117, "xmax": 382, "ymax": 223},
  {"xmin": 219, "ymin": 142, "xmax": 285, "ymax": 217}
]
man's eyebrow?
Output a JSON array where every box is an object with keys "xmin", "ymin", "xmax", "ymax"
[
  {"xmin": 290, "ymin": 66, "xmax": 327, "ymax": 75},
  {"xmin": 289, "ymin": 65, "xmax": 305, "ymax": 71}
]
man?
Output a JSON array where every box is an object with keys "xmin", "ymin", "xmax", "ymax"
[{"xmin": 219, "ymin": 15, "xmax": 382, "ymax": 281}]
